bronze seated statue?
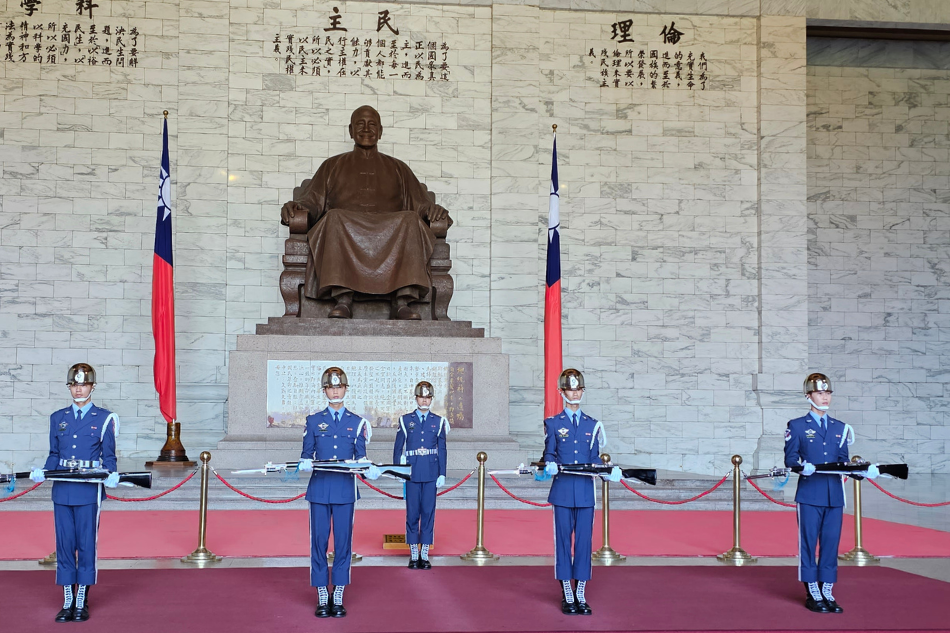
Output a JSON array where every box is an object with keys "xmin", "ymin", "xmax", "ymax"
[{"xmin": 278, "ymin": 106, "xmax": 454, "ymax": 321}]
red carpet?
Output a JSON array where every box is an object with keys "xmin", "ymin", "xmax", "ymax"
[
  {"xmin": 2, "ymin": 566, "xmax": 948, "ymax": 633},
  {"xmin": 2, "ymin": 509, "xmax": 949, "ymax": 560}
]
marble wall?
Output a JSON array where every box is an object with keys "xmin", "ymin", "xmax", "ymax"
[
  {"xmin": 0, "ymin": 0, "xmax": 946, "ymax": 474},
  {"xmin": 807, "ymin": 40, "xmax": 950, "ymax": 473}
]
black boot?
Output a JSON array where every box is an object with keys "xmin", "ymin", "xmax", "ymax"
[
  {"xmin": 55, "ymin": 585, "xmax": 74, "ymax": 623},
  {"xmin": 804, "ymin": 582, "xmax": 830, "ymax": 613},
  {"xmin": 821, "ymin": 583, "xmax": 843, "ymax": 613}
]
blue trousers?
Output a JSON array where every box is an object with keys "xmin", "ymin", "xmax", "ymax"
[
  {"xmin": 797, "ymin": 503, "xmax": 843, "ymax": 583},
  {"xmin": 405, "ymin": 480, "xmax": 437, "ymax": 545},
  {"xmin": 553, "ymin": 505, "xmax": 593, "ymax": 581},
  {"xmin": 309, "ymin": 502, "xmax": 354, "ymax": 587},
  {"xmin": 54, "ymin": 502, "xmax": 100, "ymax": 586}
]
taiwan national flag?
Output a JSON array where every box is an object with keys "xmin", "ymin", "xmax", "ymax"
[
  {"xmin": 544, "ymin": 130, "xmax": 562, "ymax": 420},
  {"xmin": 152, "ymin": 117, "xmax": 177, "ymax": 424}
]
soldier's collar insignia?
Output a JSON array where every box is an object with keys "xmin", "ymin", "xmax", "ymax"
[
  {"xmin": 318, "ymin": 422, "xmax": 329, "ymax": 431},
  {"xmin": 805, "ymin": 429, "xmax": 816, "ymax": 437},
  {"xmin": 91, "ymin": 426, "xmax": 97, "ymax": 430},
  {"xmin": 557, "ymin": 427, "xmax": 570, "ymax": 438}
]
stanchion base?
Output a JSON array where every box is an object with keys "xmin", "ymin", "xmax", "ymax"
[
  {"xmin": 460, "ymin": 547, "xmax": 499, "ymax": 564},
  {"xmin": 38, "ymin": 551, "xmax": 57, "ymax": 566},
  {"xmin": 328, "ymin": 552, "xmax": 363, "ymax": 563},
  {"xmin": 592, "ymin": 547, "xmax": 627, "ymax": 565},
  {"xmin": 181, "ymin": 547, "xmax": 222, "ymax": 565},
  {"xmin": 839, "ymin": 547, "xmax": 880, "ymax": 566},
  {"xmin": 717, "ymin": 547, "xmax": 757, "ymax": 566}
]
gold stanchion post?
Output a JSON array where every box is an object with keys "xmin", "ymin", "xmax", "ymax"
[
  {"xmin": 718, "ymin": 454, "xmax": 756, "ymax": 565},
  {"xmin": 182, "ymin": 451, "xmax": 222, "ymax": 565},
  {"xmin": 460, "ymin": 452, "xmax": 498, "ymax": 563},
  {"xmin": 592, "ymin": 453, "xmax": 626, "ymax": 565},
  {"xmin": 38, "ymin": 551, "xmax": 57, "ymax": 566},
  {"xmin": 839, "ymin": 455, "xmax": 880, "ymax": 565}
]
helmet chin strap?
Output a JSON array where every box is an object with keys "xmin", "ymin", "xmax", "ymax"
[
  {"xmin": 327, "ymin": 397, "xmax": 345, "ymax": 404},
  {"xmin": 418, "ymin": 405, "xmax": 430, "ymax": 411},
  {"xmin": 561, "ymin": 392, "xmax": 583, "ymax": 406},
  {"xmin": 806, "ymin": 396, "xmax": 829, "ymax": 411}
]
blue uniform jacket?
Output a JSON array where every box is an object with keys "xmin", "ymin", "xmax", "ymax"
[
  {"xmin": 393, "ymin": 411, "xmax": 448, "ymax": 482},
  {"xmin": 544, "ymin": 410, "xmax": 603, "ymax": 508},
  {"xmin": 784, "ymin": 414, "xmax": 850, "ymax": 507},
  {"xmin": 43, "ymin": 404, "xmax": 117, "ymax": 506},
  {"xmin": 301, "ymin": 407, "xmax": 369, "ymax": 504}
]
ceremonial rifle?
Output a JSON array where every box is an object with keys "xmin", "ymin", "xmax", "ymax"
[
  {"xmin": 745, "ymin": 461, "xmax": 908, "ymax": 481},
  {"xmin": 232, "ymin": 460, "xmax": 412, "ymax": 481},
  {"xmin": 0, "ymin": 468, "xmax": 152, "ymax": 489},
  {"xmin": 491, "ymin": 462, "xmax": 657, "ymax": 485}
]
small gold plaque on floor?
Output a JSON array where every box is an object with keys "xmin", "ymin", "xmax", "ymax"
[{"xmin": 383, "ymin": 534, "xmax": 434, "ymax": 551}]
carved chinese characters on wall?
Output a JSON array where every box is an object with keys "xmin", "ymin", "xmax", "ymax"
[
  {"xmin": 4, "ymin": 19, "xmax": 139, "ymax": 67},
  {"xmin": 275, "ymin": 8, "xmax": 451, "ymax": 80},
  {"xmin": 589, "ymin": 18, "xmax": 708, "ymax": 90}
]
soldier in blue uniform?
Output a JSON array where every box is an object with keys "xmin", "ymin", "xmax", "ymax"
[
  {"xmin": 542, "ymin": 368, "xmax": 618, "ymax": 616},
  {"xmin": 393, "ymin": 380, "xmax": 449, "ymax": 569},
  {"xmin": 29, "ymin": 363, "xmax": 119, "ymax": 623},
  {"xmin": 784, "ymin": 372, "xmax": 877, "ymax": 614},
  {"xmin": 298, "ymin": 366, "xmax": 380, "ymax": 619}
]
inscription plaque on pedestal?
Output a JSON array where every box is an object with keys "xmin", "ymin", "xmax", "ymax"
[{"xmin": 266, "ymin": 360, "xmax": 473, "ymax": 429}]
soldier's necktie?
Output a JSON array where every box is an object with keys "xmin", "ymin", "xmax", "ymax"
[
  {"xmin": 334, "ymin": 412, "xmax": 340, "ymax": 425},
  {"xmin": 572, "ymin": 413, "xmax": 578, "ymax": 427},
  {"xmin": 421, "ymin": 413, "xmax": 426, "ymax": 425}
]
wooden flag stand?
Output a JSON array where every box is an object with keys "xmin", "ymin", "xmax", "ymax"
[{"xmin": 146, "ymin": 422, "xmax": 196, "ymax": 468}]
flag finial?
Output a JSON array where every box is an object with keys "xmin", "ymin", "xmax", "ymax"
[
  {"xmin": 163, "ymin": 110, "xmax": 169, "ymax": 118},
  {"xmin": 552, "ymin": 124, "xmax": 557, "ymax": 131}
]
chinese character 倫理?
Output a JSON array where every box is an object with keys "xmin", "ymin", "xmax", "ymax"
[
  {"xmin": 610, "ymin": 19, "xmax": 634, "ymax": 44},
  {"xmin": 660, "ymin": 21, "xmax": 684, "ymax": 45}
]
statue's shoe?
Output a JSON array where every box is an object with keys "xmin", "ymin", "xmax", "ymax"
[
  {"xmin": 328, "ymin": 304, "xmax": 352, "ymax": 318},
  {"xmin": 395, "ymin": 306, "xmax": 421, "ymax": 320}
]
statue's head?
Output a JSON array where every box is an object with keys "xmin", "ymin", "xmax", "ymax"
[{"xmin": 349, "ymin": 106, "xmax": 383, "ymax": 149}]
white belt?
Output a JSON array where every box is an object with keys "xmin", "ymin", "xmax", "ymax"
[
  {"xmin": 59, "ymin": 459, "xmax": 101, "ymax": 468},
  {"xmin": 407, "ymin": 448, "xmax": 438, "ymax": 457}
]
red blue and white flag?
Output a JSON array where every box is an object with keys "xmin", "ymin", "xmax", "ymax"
[
  {"xmin": 152, "ymin": 116, "xmax": 177, "ymax": 424},
  {"xmin": 544, "ymin": 129, "xmax": 562, "ymax": 419}
]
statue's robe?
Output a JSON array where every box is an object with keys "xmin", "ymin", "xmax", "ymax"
[{"xmin": 294, "ymin": 148, "xmax": 450, "ymax": 301}]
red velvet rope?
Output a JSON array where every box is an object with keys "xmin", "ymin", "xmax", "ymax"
[
  {"xmin": 620, "ymin": 473, "xmax": 730, "ymax": 505},
  {"xmin": 0, "ymin": 481, "xmax": 43, "ymax": 502},
  {"xmin": 868, "ymin": 479, "xmax": 950, "ymax": 507},
  {"xmin": 213, "ymin": 470, "xmax": 306, "ymax": 503},
  {"xmin": 357, "ymin": 476, "xmax": 404, "ymax": 499},
  {"xmin": 744, "ymin": 476, "xmax": 797, "ymax": 508},
  {"xmin": 437, "ymin": 469, "xmax": 475, "ymax": 496},
  {"xmin": 105, "ymin": 469, "xmax": 197, "ymax": 502},
  {"xmin": 489, "ymin": 474, "xmax": 552, "ymax": 507}
]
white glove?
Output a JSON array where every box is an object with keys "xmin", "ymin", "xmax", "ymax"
[
  {"xmin": 29, "ymin": 468, "xmax": 45, "ymax": 483},
  {"xmin": 545, "ymin": 462, "xmax": 558, "ymax": 476},
  {"xmin": 605, "ymin": 466, "xmax": 622, "ymax": 483},
  {"xmin": 801, "ymin": 462, "xmax": 816, "ymax": 476},
  {"xmin": 436, "ymin": 475, "xmax": 445, "ymax": 488},
  {"xmin": 104, "ymin": 472, "xmax": 120, "ymax": 488},
  {"xmin": 298, "ymin": 459, "xmax": 314, "ymax": 472},
  {"xmin": 866, "ymin": 464, "xmax": 880, "ymax": 480},
  {"xmin": 365, "ymin": 465, "xmax": 381, "ymax": 480}
]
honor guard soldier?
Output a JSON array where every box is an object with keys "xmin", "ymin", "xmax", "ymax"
[
  {"xmin": 29, "ymin": 364, "xmax": 119, "ymax": 623},
  {"xmin": 298, "ymin": 367, "xmax": 380, "ymax": 618},
  {"xmin": 785, "ymin": 373, "xmax": 877, "ymax": 614},
  {"xmin": 393, "ymin": 380, "xmax": 449, "ymax": 569},
  {"xmin": 542, "ymin": 369, "xmax": 614, "ymax": 616}
]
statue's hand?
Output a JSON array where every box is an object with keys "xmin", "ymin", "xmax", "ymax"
[
  {"xmin": 280, "ymin": 201, "xmax": 306, "ymax": 226},
  {"xmin": 424, "ymin": 204, "xmax": 448, "ymax": 223}
]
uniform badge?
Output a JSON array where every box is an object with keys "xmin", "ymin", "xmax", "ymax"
[
  {"xmin": 318, "ymin": 423, "xmax": 329, "ymax": 431},
  {"xmin": 805, "ymin": 429, "xmax": 816, "ymax": 438},
  {"xmin": 91, "ymin": 426, "xmax": 97, "ymax": 430},
  {"xmin": 784, "ymin": 428, "xmax": 791, "ymax": 442},
  {"xmin": 58, "ymin": 421, "xmax": 68, "ymax": 431},
  {"xmin": 557, "ymin": 427, "xmax": 570, "ymax": 438},
  {"xmin": 346, "ymin": 427, "xmax": 353, "ymax": 431},
  {"xmin": 408, "ymin": 421, "xmax": 416, "ymax": 429}
]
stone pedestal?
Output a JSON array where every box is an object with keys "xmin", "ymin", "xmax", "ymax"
[{"xmin": 214, "ymin": 329, "xmax": 524, "ymax": 470}]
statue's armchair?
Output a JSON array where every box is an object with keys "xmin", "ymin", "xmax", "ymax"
[{"xmin": 279, "ymin": 179, "xmax": 454, "ymax": 320}]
